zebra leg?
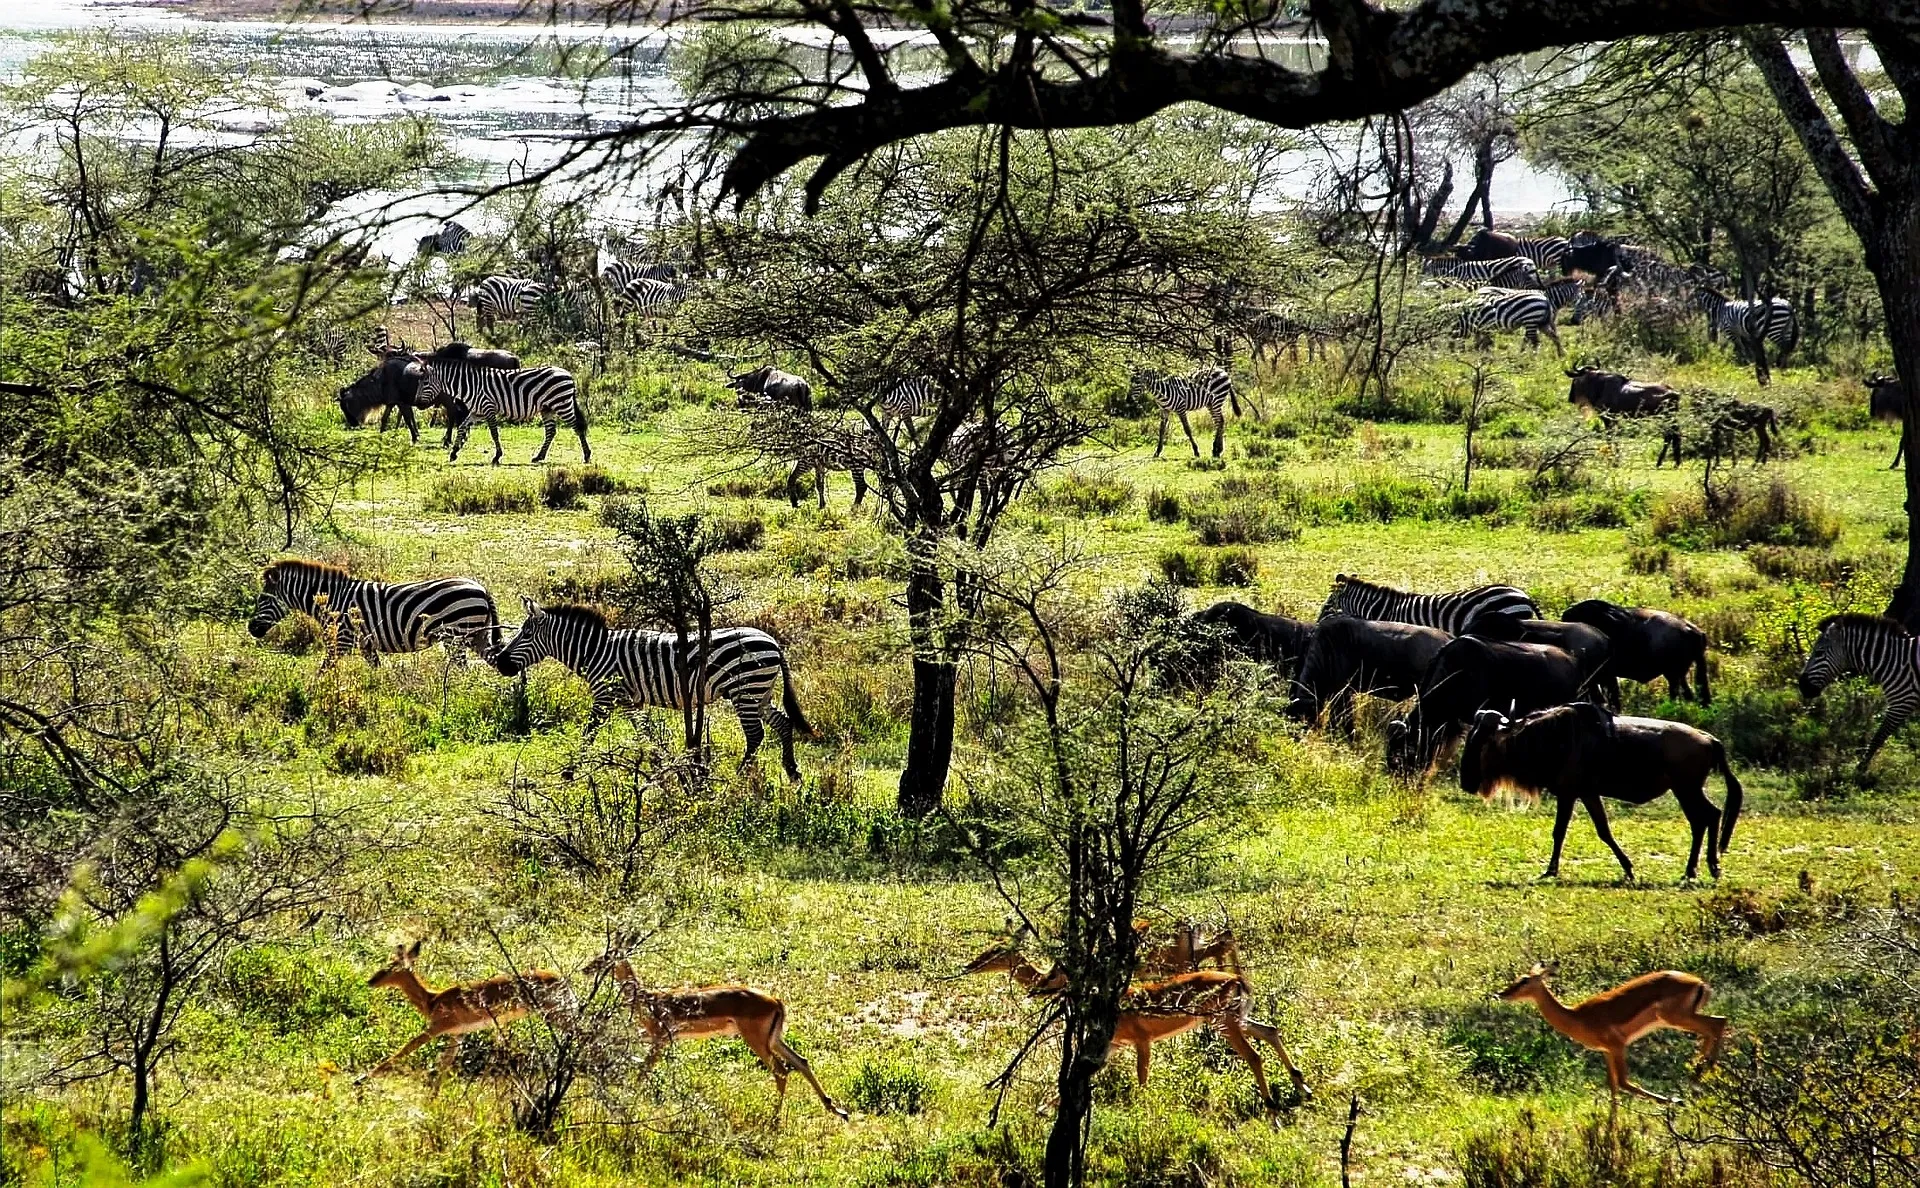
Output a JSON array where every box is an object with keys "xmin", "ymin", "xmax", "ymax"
[
  {"xmin": 531, "ymin": 418, "xmax": 558, "ymax": 464},
  {"xmin": 449, "ymin": 418, "xmax": 471, "ymax": 463},
  {"xmin": 399, "ymin": 402, "xmax": 420, "ymax": 445},
  {"xmin": 1209, "ymin": 410, "xmax": 1224, "ymax": 458},
  {"xmin": 765, "ymin": 703, "xmax": 800, "ymax": 781},
  {"xmin": 815, "ymin": 463, "xmax": 827, "ymax": 509},
  {"xmin": 487, "ymin": 420, "xmax": 504, "ymax": 466},
  {"xmin": 1540, "ymin": 324, "xmax": 1564, "ymax": 355},
  {"xmin": 736, "ymin": 703, "xmax": 767, "ymax": 769},
  {"xmin": 1177, "ymin": 410, "xmax": 1200, "ymax": 457},
  {"xmin": 1857, "ymin": 709, "xmax": 1908, "ymax": 779},
  {"xmin": 785, "ymin": 461, "xmax": 804, "ymax": 509},
  {"xmin": 1154, "ymin": 413, "xmax": 1170, "ymax": 458}
]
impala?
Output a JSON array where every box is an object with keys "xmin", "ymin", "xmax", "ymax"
[
  {"xmin": 1498, "ymin": 962, "xmax": 1727, "ymax": 1120},
  {"xmin": 583, "ymin": 950, "xmax": 849, "ymax": 1121},
  {"xmin": 963, "ymin": 934, "xmax": 1311, "ymax": 1109},
  {"xmin": 1142, "ymin": 919, "xmax": 1242, "ymax": 976},
  {"xmin": 361, "ymin": 940, "xmax": 569, "ymax": 1090}
]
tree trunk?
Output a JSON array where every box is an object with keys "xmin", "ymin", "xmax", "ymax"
[
  {"xmin": 1873, "ymin": 202, "xmax": 1920, "ymax": 627},
  {"xmin": 1045, "ymin": 1014, "xmax": 1117, "ymax": 1188},
  {"xmin": 898, "ymin": 549, "xmax": 955, "ymax": 816}
]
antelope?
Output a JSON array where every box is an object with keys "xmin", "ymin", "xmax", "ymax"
[
  {"xmin": 582, "ymin": 951, "xmax": 849, "ymax": 1121},
  {"xmin": 962, "ymin": 934, "xmax": 1310, "ymax": 1109},
  {"xmin": 1141, "ymin": 919, "xmax": 1243, "ymax": 977},
  {"xmin": 361, "ymin": 940, "xmax": 569, "ymax": 1090},
  {"xmin": 1497, "ymin": 963, "xmax": 1727, "ymax": 1121}
]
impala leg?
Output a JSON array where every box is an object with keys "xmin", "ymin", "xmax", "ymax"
[
  {"xmin": 1582, "ymin": 796, "xmax": 1636, "ymax": 882},
  {"xmin": 1241, "ymin": 1016, "xmax": 1310, "ymax": 1102},
  {"xmin": 431, "ymin": 1035, "xmax": 461, "ymax": 1095},
  {"xmin": 768, "ymin": 1035, "xmax": 850, "ymax": 1120},
  {"xmin": 360, "ymin": 1029, "xmax": 438, "ymax": 1081},
  {"xmin": 1133, "ymin": 1037, "xmax": 1152, "ymax": 1086},
  {"xmin": 1216, "ymin": 1019, "xmax": 1277, "ymax": 1112}
]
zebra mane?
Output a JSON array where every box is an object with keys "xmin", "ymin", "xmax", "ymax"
[
  {"xmin": 1331, "ymin": 574, "xmax": 1403, "ymax": 597},
  {"xmin": 543, "ymin": 602, "xmax": 614, "ymax": 630},
  {"xmin": 1818, "ymin": 612, "xmax": 1911, "ymax": 637},
  {"xmin": 262, "ymin": 557, "xmax": 350, "ymax": 581}
]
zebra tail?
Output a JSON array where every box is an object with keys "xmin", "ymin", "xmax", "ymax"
[
  {"xmin": 1229, "ymin": 389, "xmax": 1242, "ymax": 418},
  {"xmin": 1714, "ymin": 740, "xmax": 1742, "ymax": 848},
  {"xmin": 782, "ymin": 656, "xmax": 820, "ymax": 741},
  {"xmin": 573, "ymin": 376, "xmax": 590, "ymax": 432}
]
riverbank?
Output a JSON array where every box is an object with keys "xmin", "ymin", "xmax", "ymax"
[{"xmin": 121, "ymin": 0, "xmax": 606, "ymax": 23}]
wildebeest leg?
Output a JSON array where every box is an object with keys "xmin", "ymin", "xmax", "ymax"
[
  {"xmin": 399, "ymin": 402, "xmax": 419, "ymax": 444},
  {"xmin": 531, "ymin": 418, "xmax": 558, "ymax": 464},
  {"xmin": 1545, "ymin": 794, "xmax": 1578, "ymax": 878},
  {"xmin": 1668, "ymin": 668, "xmax": 1694, "ymax": 702},
  {"xmin": 1178, "ymin": 410, "xmax": 1201, "ymax": 457},
  {"xmin": 1676, "ymin": 781, "xmax": 1722, "ymax": 879},
  {"xmin": 1581, "ymin": 795, "xmax": 1635, "ymax": 881},
  {"xmin": 1894, "ymin": 428, "xmax": 1907, "ymax": 470},
  {"xmin": 1754, "ymin": 424, "xmax": 1770, "ymax": 464},
  {"xmin": 488, "ymin": 420, "xmax": 505, "ymax": 466},
  {"xmin": 1154, "ymin": 412, "xmax": 1171, "ymax": 458}
]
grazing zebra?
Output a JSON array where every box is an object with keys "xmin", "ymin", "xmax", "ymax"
[
  {"xmin": 1421, "ymin": 256, "xmax": 1543, "ymax": 289},
  {"xmin": 248, "ymin": 558, "xmax": 497, "ymax": 668},
  {"xmin": 1692, "ymin": 286, "xmax": 1797, "ymax": 384},
  {"xmin": 416, "ymin": 220, "xmax": 470, "ymax": 258},
  {"xmin": 1131, "ymin": 368, "xmax": 1249, "ymax": 458},
  {"xmin": 1319, "ymin": 574, "xmax": 1538, "ymax": 638},
  {"xmin": 490, "ymin": 597, "xmax": 817, "ymax": 781},
  {"xmin": 1456, "ymin": 288, "xmax": 1563, "ymax": 354},
  {"xmin": 470, "ymin": 276, "xmax": 546, "ymax": 332},
  {"xmin": 1799, "ymin": 613, "xmax": 1920, "ymax": 777},
  {"xmin": 879, "ymin": 376, "xmax": 940, "ymax": 431},
  {"xmin": 414, "ymin": 357, "xmax": 589, "ymax": 465}
]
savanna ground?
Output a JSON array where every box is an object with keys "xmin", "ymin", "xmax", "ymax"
[{"xmin": 10, "ymin": 307, "xmax": 1918, "ymax": 1186}]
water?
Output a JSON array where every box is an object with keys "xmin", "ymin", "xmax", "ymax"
[{"xmin": 0, "ymin": 0, "xmax": 1579, "ymax": 261}]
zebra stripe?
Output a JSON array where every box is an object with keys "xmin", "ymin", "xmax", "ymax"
[
  {"xmin": 1457, "ymin": 288, "xmax": 1563, "ymax": 353},
  {"xmin": 609, "ymin": 274, "xmax": 685, "ymax": 316},
  {"xmin": 491, "ymin": 600, "xmax": 812, "ymax": 779},
  {"xmin": 878, "ymin": 377, "xmax": 940, "ymax": 431},
  {"xmin": 417, "ymin": 359, "xmax": 590, "ymax": 465},
  {"xmin": 248, "ymin": 559, "xmax": 496, "ymax": 666},
  {"xmin": 1511, "ymin": 236, "xmax": 1571, "ymax": 272},
  {"xmin": 1131, "ymin": 368, "xmax": 1238, "ymax": 458},
  {"xmin": 602, "ymin": 259, "xmax": 678, "ymax": 292},
  {"xmin": 1243, "ymin": 307, "xmax": 1341, "ymax": 365},
  {"xmin": 1422, "ymin": 256, "xmax": 1543, "ymax": 289},
  {"xmin": 1800, "ymin": 614, "xmax": 1920, "ymax": 775},
  {"xmin": 1693, "ymin": 288, "xmax": 1797, "ymax": 354},
  {"xmin": 471, "ymin": 276, "xmax": 545, "ymax": 329},
  {"xmin": 1319, "ymin": 574, "xmax": 1538, "ymax": 637}
]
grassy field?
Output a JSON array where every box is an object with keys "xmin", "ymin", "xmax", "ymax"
[{"xmin": 9, "ymin": 326, "xmax": 1920, "ymax": 1187}]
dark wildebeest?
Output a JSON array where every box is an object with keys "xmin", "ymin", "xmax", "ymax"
[
  {"xmin": 1561, "ymin": 230, "xmax": 1629, "ymax": 279},
  {"xmin": 1661, "ymin": 396, "xmax": 1780, "ymax": 466},
  {"xmin": 1174, "ymin": 602, "xmax": 1315, "ymax": 687},
  {"xmin": 1565, "ymin": 367, "xmax": 1677, "ymax": 423},
  {"xmin": 727, "ymin": 366, "xmax": 826, "ymax": 508},
  {"xmin": 1290, "ymin": 616, "xmax": 1450, "ymax": 736},
  {"xmin": 1517, "ymin": 619, "xmax": 1617, "ymax": 707},
  {"xmin": 1561, "ymin": 600, "xmax": 1710, "ymax": 703},
  {"xmin": 1386, "ymin": 638, "xmax": 1586, "ymax": 774},
  {"xmin": 339, "ymin": 342, "xmax": 522, "ymax": 444},
  {"xmin": 1866, "ymin": 374, "xmax": 1907, "ymax": 469},
  {"xmin": 1460, "ymin": 703, "xmax": 1742, "ymax": 881}
]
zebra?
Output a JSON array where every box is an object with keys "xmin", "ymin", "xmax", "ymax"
[
  {"xmin": 1799, "ymin": 613, "xmax": 1920, "ymax": 778},
  {"xmin": 489, "ymin": 597, "xmax": 818, "ymax": 781},
  {"xmin": 414, "ymin": 357, "xmax": 589, "ymax": 465},
  {"xmin": 879, "ymin": 376, "xmax": 940, "ymax": 432},
  {"xmin": 1243, "ymin": 307, "xmax": 1336, "ymax": 367},
  {"xmin": 1421, "ymin": 256, "xmax": 1543, "ymax": 290},
  {"xmin": 470, "ymin": 276, "xmax": 545, "ymax": 333},
  {"xmin": 248, "ymin": 558, "xmax": 497, "ymax": 668},
  {"xmin": 601, "ymin": 259, "xmax": 677, "ymax": 295},
  {"xmin": 1319, "ymin": 574, "xmax": 1538, "ymax": 638},
  {"xmin": 1456, "ymin": 288, "xmax": 1563, "ymax": 354},
  {"xmin": 1691, "ymin": 286, "xmax": 1797, "ymax": 385},
  {"xmin": 610, "ymin": 276, "xmax": 685, "ymax": 317},
  {"xmin": 1460, "ymin": 230, "xmax": 1570, "ymax": 273},
  {"xmin": 416, "ymin": 220, "xmax": 470, "ymax": 258},
  {"xmin": 1510, "ymin": 236, "xmax": 1571, "ymax": 272},
  {"xmin": 1130, "ymin": 368, "xmax": 1256, "ymax": 458}
]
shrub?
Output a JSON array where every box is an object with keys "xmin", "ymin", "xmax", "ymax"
[
  {"xmin": 1651, "ymin": 476, "xmax": 1841, "ymax": 550},
  {"xmin": 1747, "ymin": 545, "xmax": 1850, "ymax": 585},
  {"xmin": 326, "ymin": 729, "xmax": 408, "ymax": 777},
  {"xmin": 541, "ymin": 467, "xmax": 584, "ymax": 510},
  {"xmin": 1528, "ymin": 493, "xmax": 1630, "ymax": 533},
  {"xmin": 424, "ymin": 473, "xmax": 536, "ymax": 515},
  {"xmin": 1627, "ymin": 544, "xmax": 1671, "ymax": 574},
  {"xmin": 574, "ymin": 465, "xmax": 618, "ymax": 495},
  {"xmin": 1187, "ymin": 499, "xmax": 1298, "ymax": 546},
  {"xmin": 1159, "ymin": 548, "xmax": 1205, "ymax": 587},
  {"xmin": 1211, "ymin": 548, "xmax": 1259, "ymax": 587},
  {"xmin": 222, "ymin": 945, "xmax": 367, "ymax": 1032},
  {"xmin": 710, "ymin": 515, "xmax": 765, "ymax": 551},
  {"xmin": 1145, "ymin": 487, "xmax": 1183, "ymax": 522},
  {"xmin": 1038, "ymin": 471, "xmax": 1134, "ymax": 516},
  {"xmin": 846, "ymin": 1057, "xmax": 937, "ymax": 1116},
  {"xmin": 1184, "ymin": 457, "xmax": 1227, "ymax": 472},
  {"xmin": 1458, "ymin": 1110, "xmax": 1758, "ymax": 1188}
]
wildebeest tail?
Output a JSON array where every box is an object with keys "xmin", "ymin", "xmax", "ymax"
[
  {"xmin": 781, "ymin": 656, "xmax": 820, "ymax": 741},
  {"xmin": 1714, "ymin": 739, "xmax": 1742, "ymax": 848},
  {"xmin": 1695, "ymin": 648, "xmax": 1712, "ymax": 705}
]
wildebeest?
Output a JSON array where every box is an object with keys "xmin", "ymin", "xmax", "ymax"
[
  {"xmin": 727, "ymin": 365, "xmax": 814, "ymax": 411},
  {"xmin": 1173, "ymin": 601, "xmax": 1315, "ymax": 686},
  {"xmin": 1561, "ymin": 600, "xmax": 1710, "ymax": 703},
  {"xmin": 1516, "ymin": 619, "xmax": 1617, "ymax": 706},
  {"xmin": 1867, "ymin": 374, "xmax": 1907, "ymax": 469},
  {"xmin": 1460, "ymin": 703, "xmax": 1742, "ymax": 881},
  {"xmin": 1562, "ymin": 230, "xmax": 1629, "ymax": 279},
  {"xmin": 339, "ymin": 342, "xmax": 524, "ymax": 444},
  {"xmin": 1661, "ymin": 396, "xmax": 1780, "ymax": 466},
  {"xmin": 1386, "ymin": 638, "xmax": 1586, "ymax": 774},
  {"xmin": 1290, "ymin": 616, "xmax": 1450, "ymax": 735},
  {"xmin": 1564, "ymin": 367, "xmax": 1677, "ymax": 422}
]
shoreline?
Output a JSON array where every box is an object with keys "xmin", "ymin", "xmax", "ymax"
[{"xmin": 115, "ymin": 0, "xmax": 612, "ymax": 24}]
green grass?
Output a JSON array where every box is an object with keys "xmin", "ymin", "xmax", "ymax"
[{"xmin": 9, "ymin": 335, "xmax": 1920, "ymax": 1187}]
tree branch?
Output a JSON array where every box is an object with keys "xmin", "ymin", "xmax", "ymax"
[
  {"xmin": 716, "ymin": 0, "xmax": 1920, "ymax": 205},
  {"xmin": 1744, "ymin": 31, "xmax": 1878, "ymax": 238},
  {"xmin": 1803, "ymin": 27, "xmax": 1902, "ymax": 190}
]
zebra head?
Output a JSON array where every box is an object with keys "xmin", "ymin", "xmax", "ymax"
[
  {"xmin": 492, "ymin": 594, "xmax": 556, "ymax": 677},
  {"xmin": 249, "ymin": 572, "xmax": 290, "ymax": 639},
  {"xmin": 1127, "ymin": 371, "xmax": 1163, "ymax": 403},
  {"xmin": 1799, "ymin": 618, "xmax": 1860, "ymax": 700},
  {"xmin": 1317, "ymin": 574, "xmax": 1353, "ymax": 621}
]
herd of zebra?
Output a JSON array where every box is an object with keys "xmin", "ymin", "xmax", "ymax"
[
  {"xmin": 468, "ymin": 258, "xmax": 685, "ymax": 335},
  {"xmin": 1238, "ymin": 229, "xmax": 1801, "ymax": 384},
  {"xmin": 249, "ymin": 555, "xmax": 1920, "ymax": 873}
]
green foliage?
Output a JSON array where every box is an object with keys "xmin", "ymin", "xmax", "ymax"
[
  {"xmin": 846, "ymin": 1056, "xmax": 937, "ymax": 1115},
  {"xmin": 1037, "ymin": 471, "xmax": 1135, "ymax": 516},
  {"xmin": 424, "ymin": 474, "xmax": 538, "ymax": 515},
  {"xmin": 1651, "ymin": 476, "xmax": 1841, "ymax": 549}
]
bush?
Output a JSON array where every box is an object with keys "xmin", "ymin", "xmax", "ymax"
[
  {"xmin": 710, "ymin": 515, "xmax": 765, "ymax": 551},
  {"xmin": 1627, "ymin": 544, "xmax": 1672, "ymax": 574},
  {"xmin": 1747, "ymin": 545, "xmax": 1850, "ymax": 585},
  {"xmin": 1211, "ymin": 548, "xmax": 1259, "ymax": 587},
  {"xmin": 1651, "ymin": 476, "xmax": 1841, "ymax": 550},
  {"xmin": 1145, "ymin": 487, "xmax": 1183, "ymax": 522},
  {"xmin": 424, "ymin": 473, "xmax": 537, "ymax": 515},
  {"xmin": 1038, "ymin": 471, "xmax": 1134, "ymax": 516},
  {"xmin": 1528, "ymin": 492, "xmax": 1631, "ymax": 533},
  {"xmin": 1187, "ymin": 499, "xmax": 1298, "ymax": 546},
  {"xmin": 326, "ymin": 729, "xmax": 408, "ymax": 777},
  {"xmin": 846, "ymin": 1057, "xmax": 937, "ymax": 1116},
  {"xmin": 1458, "ymin": 1110, "xmax": 1759, "ymax": 1188},
  {"xmin": 1159, "ymin": 548, "xmax": 1205, "ymax": 587},
  {"xmin": 541, "ymin": 467, "xmax": 584, "ymax": 510}
]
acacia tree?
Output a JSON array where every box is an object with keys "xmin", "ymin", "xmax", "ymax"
[{"xmin": 688, "ymin": 120, "xmax": 1278, "ymax": 815}]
